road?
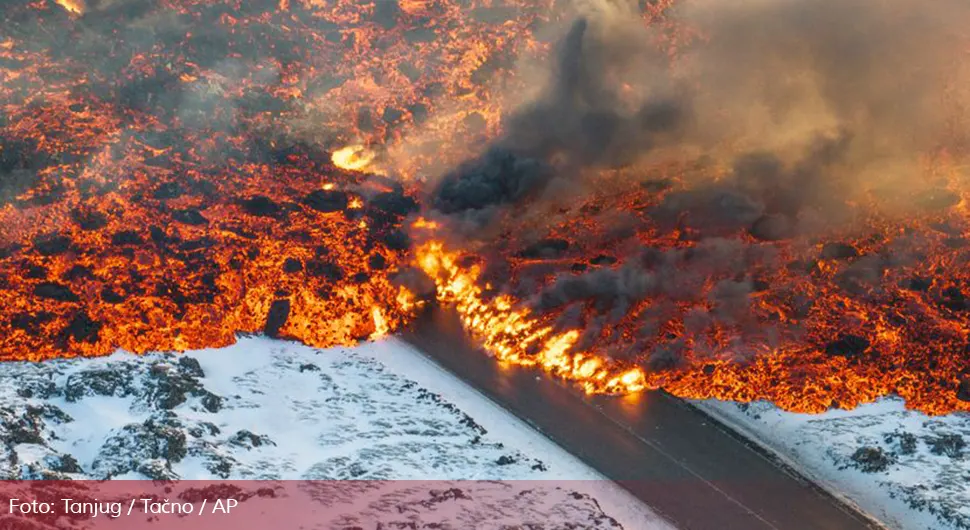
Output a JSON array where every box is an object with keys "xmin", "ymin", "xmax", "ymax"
[{"xmin": 402, "ymin": 308, "xmax": 883, "ymax": 530}]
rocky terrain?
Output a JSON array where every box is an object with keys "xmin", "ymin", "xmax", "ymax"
[
  {"xmin": 697, "ymin": 398, "xmax": 970, "ymax": 530},
  {"xmin": 0, "ymin": 336, "xmax": 673, "ymax": 529}
]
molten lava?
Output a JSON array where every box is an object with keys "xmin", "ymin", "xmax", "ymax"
[{"xmin": 1, "ymin": 0, "xmax": 969, "ymax": 417}]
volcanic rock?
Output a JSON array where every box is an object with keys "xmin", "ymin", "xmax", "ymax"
[
  {"xmin": 306, "ymin": 260, "xmax": 344, "ymax": 281},
  {"xmin": 111, "ymin": 230, "xmax": 143, "ymax": 246},
  {"xmin": 33, "ymin": 282, "xmax": 79, "ymax": 302},
  {"xmin": 72, "ymin": 209, "xmax": 109, "ymax": 231},
  {"xmin": 153, "ymin": 181, "xmax": 183, "ymax": 200},
  {"xmin": 368, "ymin": 253, "xmax": 387, "ymax": 270},
  {"xmin": 264, "ymin": 299, "xmax": 291, "ymax": 338},
  {"xmin": 824, "ymin": 334, "xmax": 870, "ymax": 358},
  {"xmin": 849, "ymin": 446, "xmax": 894, "ymax": 473},
  {"xmin": 240, "ymin": 195, "xmax": 281, "ymax": 217},
  {"xmin": 100, "ymin": 287, "xmax": 126, "ymax": 304},
  {"xmin": 229, "ymin": 430, "xmax": 275, "ymax": 449},
  {"xmin": 303, "ymin": 189, "xmax": 349, "ymax": 213},
  {"xmin": 589, "ymin": 255, "xmax": 617, "ymax": 266},
  {"xmin": 957, "ymin": 377, "xmax": 970, "ymax": 402},
  {"xmin": 33, "ymin": 234, "xmax": 72, "ymax": 256},
  {"xmin": 369, "ymin": 190, "xmax": 419, "ymax": 218},
  {"xmin": 941, "ymin": 287, "xmax": 968, "ymax": 311},
  {"xmin": 820, "ymin": 242, "xmax": 860, "ymax": 260},
  {"xmin": 927, "ymin": 434, "xmax": 965, "ymax": 458},
  {"xmin": 902, "ymin": 276, "xmax": 932, "ymax": 292},
  {"xmin": 379, "ymin": 229, "xmax": 411, "ymax": 251},
  {"xmin": 282, "ymin": 258, "xmax": 303, "ymax": 273},
  {"xmin": 171, "ymin": 208, "xmax": 208, "ymax": 225},
  {"xmin": 517, "ymin": 238, "xmax": 570, "ymax": 259},
  {"xmin": 64, "ymin": 312, "xmax": 102, "ymax": 344},
  {"xmin": 749, "ymin": 214, "xmax": 793, "ymax": 241}
]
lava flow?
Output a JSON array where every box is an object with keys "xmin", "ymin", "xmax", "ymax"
[{"xmin": 3, "ymin": 0, "xmax": 970, "ymax": 416}]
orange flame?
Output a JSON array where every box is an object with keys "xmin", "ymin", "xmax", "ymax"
[{"xmin": 416, "ymin": 240, "xmax": 647, "ymax": 394}]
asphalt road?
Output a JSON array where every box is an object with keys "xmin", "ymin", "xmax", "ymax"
[{"xmin": 402, "ymin": 309, "xmax": 883, "ymax": 530}]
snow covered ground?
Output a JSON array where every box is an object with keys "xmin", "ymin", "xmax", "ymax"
[
  {"xmin": 694, "ymin": 398, "xmax": 970, "ymax": 530},
  {"xmin": 0, "ymin": 336, "xmax": 674, "ymax": 529}
]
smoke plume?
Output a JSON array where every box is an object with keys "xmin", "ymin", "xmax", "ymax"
[{"xmin": 433, "ymin": 0, "xmax": 970, "ymax": 234}]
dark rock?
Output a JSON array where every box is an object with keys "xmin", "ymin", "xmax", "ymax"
[
  {"xmin": 382, "ymin": 106, "xmax": 404, "ymax": 124},
  {"xmin": 571, "ymin": 263, "xmax": 588, "ymax": 272},
  {"xmin": 64, "ymin": 312, "xmax": 102, "ymax": 344},
  {"xmin": 299, "ymin": 363, "xmax": 319, "ymax": 372},
  {"xmin": 9, "ymin": 311, "xmax": 54, "ymax": 335},
  {"xmin": 517, "ymin": 238, "xmax": 570, "ymax": 259},
  {"xmin": 92, "ymin": 414, "xmax": 187, "ymax": 480},
  {"xmin": 371, "ymin": 0, "xmax": 400, "ymax": 29},
  {"xmin": 941, "ymin": 286, "xmax": 968, "ymax": 311},
  {"xmin": 100, "ymin": 287, "xmax": 126, "ymax": 304},
  {"xmin": 25, "ymin": 264, "xmax": 48, "ymax": 279},
  {"xmin": 369, "ymin": 191, "xmax": 419, "ymax": 218},
  {"xmin": 927, "ymin": 434, "xmax": 965, "ymax": 458},
  {"xmin": 958, "ymin": 377, "xmax": 970, "ymax": 402},
  {"xmin": 153, "ymin": 181, "xmax": 183, "ymax": 200},
  {"xmin": 46, "ymin": 454, "xmax": 82, "ymax": 474},
  {"xmin": 589, "ymin": 255, "xmax": 617, "ymax": 266},
  {"xmin": 902, "ymin": 276, "xmax": 932, "ymax": 292},
  {"xmin": 849, "ymin": 446, "xmax": 894, "ymax": 473},
  {"xmin": 368, "ymin": 253, "xmax": 386, "ymax": 270},
  {"xmin": 177, "ymin": 356, "xmax": 205, "ymax": 378},
  {"xmin": 229, "ymin": 430, "xmax": 275, "ymax": 449},
  {"xmin": 63, "ymin": 265, "xmax": 95, "ymax": 282},
  {"xmin": 240, "ymin": 195, "xmax": 281, "ymax": 217},
  {"xmin": 200, "ymin": 392, "xmax": 222, "ymax": 413},
  {"xmin": 64, "ymin": 369, "xmax": 133, "ymax": 402},
  {"xmin": 749, "ymin": 214, "xmax": 793, "ymax": 241},
  {"xmin": 171, "ymin": 208, "xmax": 209, "ymax": 225},
  {"xmin": 352, "ymin": 272, "xmax": 370, "ymax": 284},
  {"xmin": 282, "ymin": 258, "xmax": 303, "ymax": 273},
  {"xmin": 306, "ymin": 260, "xmax": 344, "ymax": 281},
  {"xmin": 825, "ymin": 334, "xmax": 870, "ymax": 358},
  {"xmin": 820, "ymin": 242, "xmax": 859, "ymax": 260},
  {"xmin": 379, "ymin": 229, "xmax": 411, "ymax": 251},
  {"xmin": 33, "ymin": 282, "xmax": 79, "ymax": 302},
  {"xmin": 303, "ymin": 189, "xmax": 348, "ymax": 213},
  {"xmin": 111, "ymin": 230, "xmax": 143, "ymax": 246},
  {"xmin": 264, "ymin": 299, "xmax": 291, "ymax": 338},
  {"xmin": 72, "ymin": 209, "xmax": 109, "ymax": 231},
  {"xmin": 495, "ymin": 455, "xmax": 516, "ymax": 466},
  {"xmin": 33, "ymin": 234, "xmax": 72, "ymax": 256},
  {"xmin": 884, "ymin": 431, "xmax": 917, "ymax": 456}
]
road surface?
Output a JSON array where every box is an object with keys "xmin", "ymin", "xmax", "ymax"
[{"xmin": 402, "ymin": 308, "xmax": 883, "ymax": 530}]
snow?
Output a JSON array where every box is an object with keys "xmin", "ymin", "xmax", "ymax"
[
  {"xmin": 694, "ymin": 398, "xmax": 970, "ymax": 530},
  {"xmin": 0, "ymin": 336, "xmax": 674, "ymax": 529}
]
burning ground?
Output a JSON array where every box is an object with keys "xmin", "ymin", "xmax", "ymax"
[{"xmin": 2, "ymin": 0, "xmax": 970, "ymax": 416}]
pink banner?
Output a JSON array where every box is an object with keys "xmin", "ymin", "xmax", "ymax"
[{"xmin": 0, "ymin": 480, "xmax": 657, "ymax": 529}]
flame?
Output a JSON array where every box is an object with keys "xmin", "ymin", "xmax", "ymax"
[
  {"xmin": 331, "ymin": 145, "xmax": 378, "ymax": 173},
  {"xmin": 54, "ymin": 0, "xmax": 85, "ymax": 15},
  {"xmin": 370, "ymin": 306, "xmax": 390, "ymax": 340},
  {"xmin": 415, "ymin": 240, "xmax": 647, "ymax": 394}
]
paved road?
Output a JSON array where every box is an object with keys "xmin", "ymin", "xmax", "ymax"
[{"xmin": 402, "ymin": 309, "xmax": 883, "ymax": 530}]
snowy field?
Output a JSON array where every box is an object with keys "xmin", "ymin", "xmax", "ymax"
[
  {"xmin": 0, "ymin": 336, "xmax": 674, "ymax": 529},
  {"xmin": 694, "ymin": 399, "xmax": 970, "ymax": 530}
]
